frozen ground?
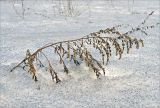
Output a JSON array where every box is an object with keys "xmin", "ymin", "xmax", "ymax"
[{"xmin": 0, "ymin": 0, "xmax": 160, "ymax": 108}]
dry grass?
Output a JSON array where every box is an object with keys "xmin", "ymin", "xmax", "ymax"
[{"xmin": 11, "ymin": 11, "xmax": 159, "ymax": 83}]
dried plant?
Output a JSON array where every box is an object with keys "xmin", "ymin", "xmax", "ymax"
[
  {"xmin": 12, "ymin": 0, "xmax": 26, "ymax": 19},
  {"xmin": 11, "ymin": 11, "xmax": 158, "ymax": 83}
]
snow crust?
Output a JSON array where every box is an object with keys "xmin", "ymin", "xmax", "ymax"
[{"xmin": 0, "ymin": 0, "xmax": 160, "ymax": 108}]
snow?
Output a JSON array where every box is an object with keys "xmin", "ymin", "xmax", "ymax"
[{"xmin": 0, "ymin": 0, "xmax": 160, "ymax": 108}]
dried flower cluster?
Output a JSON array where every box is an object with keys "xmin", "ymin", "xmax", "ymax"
[{"xmin": 11, "ymin": 11, "xmax": 159, "ymax": 83}]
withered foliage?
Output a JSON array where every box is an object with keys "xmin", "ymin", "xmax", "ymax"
[{"xmin": 11, "ymin": 11, "xmax": 159, "ymax": 83}]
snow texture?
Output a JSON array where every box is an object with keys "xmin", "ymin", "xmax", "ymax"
[{"xmin": 0, "ymin": 0, "xmax": 160, "ymax": 108}]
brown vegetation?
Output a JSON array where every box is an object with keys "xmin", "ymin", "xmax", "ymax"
[{"xmin": 11, "ymin": 11, "xmax": 159, "ymax": 83}]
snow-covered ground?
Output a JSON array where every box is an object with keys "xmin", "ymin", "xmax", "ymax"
[{"xmin": 0, "ymin": 0, "xmax": 160, "ymax": 108}]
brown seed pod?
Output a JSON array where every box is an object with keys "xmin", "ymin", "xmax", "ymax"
[
  {"xmin": 134, "ymin": 38, "xmax": 139, "ymax": 49},
  {"xmin": 122, "ymin": 40, "xmax": 125, "ymax": 51},
  {"xmin": 102, "ymin": 53, "xmax": 105, "ymax": 65},
  {"xmin": 67, "ymin": 42, "xmax": 70, "ymax": 59},
  {"xmin": 59, "ymin": 42, "xmax": 62, "ymax": 53},
  {"xmin": 139, "ymin": 39, "xmax": 144, "ymax": 47},
  {"xmin": 81, "ymin": 38, "xmax": 83, "ymax": 47},
  {"xmin": 73, "ymin": 48, "xmax": 77, "ymax": 61}
]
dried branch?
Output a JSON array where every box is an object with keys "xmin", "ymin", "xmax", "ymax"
[{"xmin": 10, "ymin": 12, "xmax": 158, "ymax": 84}]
